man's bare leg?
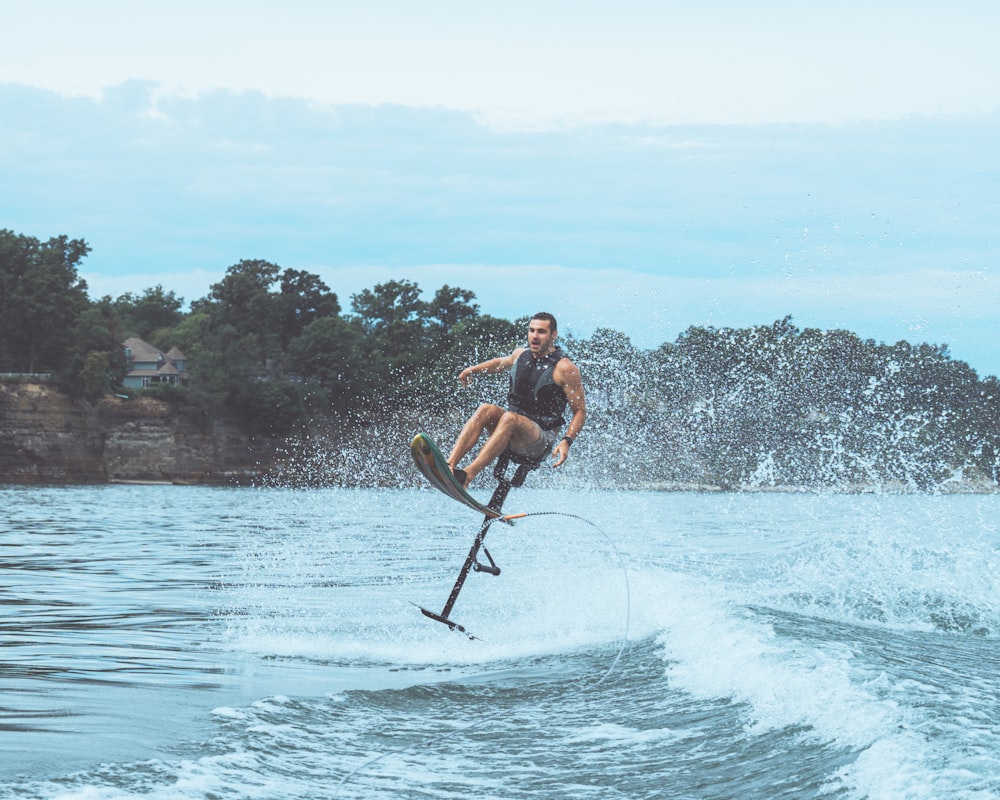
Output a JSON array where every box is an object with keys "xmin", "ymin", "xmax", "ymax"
[
  {"xmin": 456, "ymin": 410, "xmax": 542, "ymax": 487},
  {"xmin": 447, "ymin": 403, "xmax": 504, "ymax": 471}
]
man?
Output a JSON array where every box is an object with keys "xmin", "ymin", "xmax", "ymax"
[{"xmin": 447, "ymin": 312, "xmax": 586, "ymax": 488}]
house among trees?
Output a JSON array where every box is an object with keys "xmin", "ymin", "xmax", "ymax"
[{"xmin": 122, "ymin": 337, "xmax": 188, "ymax": 389}]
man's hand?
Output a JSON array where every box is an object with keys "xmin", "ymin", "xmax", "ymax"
[{"xmin": 551, "ymin": 438, "xmax": 571, "ymax": 468}]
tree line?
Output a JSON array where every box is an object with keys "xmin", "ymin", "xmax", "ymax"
[{"xmin": 2, "ymin": 228, "xmax": 998, "ymax": 489}]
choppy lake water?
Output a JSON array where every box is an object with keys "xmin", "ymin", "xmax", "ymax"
[{"xmin": 1, "ymin": 483, "xmax": 998, "ymax": 799}]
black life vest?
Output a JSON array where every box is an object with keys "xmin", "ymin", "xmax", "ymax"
[{"xmin": 507, "ymin": 348, "xmax": 567, "ymax": 431}]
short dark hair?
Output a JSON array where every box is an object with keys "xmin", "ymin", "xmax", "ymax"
[{"xmin": 530, "ymin": 311, "xmax": 558, "ymax": 332}]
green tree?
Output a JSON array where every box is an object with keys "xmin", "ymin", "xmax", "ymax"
[
  {"xmin": 350, "ymin": 279, "xmax": 431, "ymax": 403},
  {"xmin": 80, "ymin": 350, "xmax": 113, "ymax": 399},
  {"xmin": 351, "ymin": 279, "xmax": 425, "ymax": 333},
  {"xmin": 424, "ymin": 285, "xmax": 480, "ymax": 331},
  {"xmin": 239, "ymin": 380, "xmax": 319, "ymax": 436},
  {"xmin": 195, "ymin": 259, "xmax": 282, "ymax": 378},
  {"xmin": 185, "ymin": 260, "xmax": 346, "ymax": 430},
  {"xmin": 275, "ymin": 269, "xmax": 341, "ymax": 350},
  {"xmin": 112, "ymin": 285, "xmax": 185, "ymax": 341},
  {"xmin": 287, "ymin": 316, "xmax": 367, "ymax": 414},
  {"xmin": 0, "ymin": 229, "xmax": 90, "ymax": 373},
  {"xmin": 61, "ymin": 298, "xmax": 127, "ymax": 399}
]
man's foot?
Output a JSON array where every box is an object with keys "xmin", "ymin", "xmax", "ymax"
[{"xmin": 452, "ymin": 467, "xmax": 468, "ymax": 488}]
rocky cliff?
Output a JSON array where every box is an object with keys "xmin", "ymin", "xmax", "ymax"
[{"xmin": 0, "ymin": 382, "xmax": 276, "ymax": 484}]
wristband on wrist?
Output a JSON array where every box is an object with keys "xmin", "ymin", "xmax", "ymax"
[{"xmin": 561, "ymin": 436, "xmax": 574, "ymax": 445}]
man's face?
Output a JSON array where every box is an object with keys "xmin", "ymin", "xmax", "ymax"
[{"xmin": 527, "ymin": 318, "xmax": 556, "ymax": 355}]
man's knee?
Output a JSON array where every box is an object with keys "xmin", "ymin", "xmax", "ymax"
[
  {"xmin": 469, "ymin": 403, "xmax": 505, "ymax": 430},
  {"xmin": 472, "ymin": 403, "xmax": 503, "ymax": 420},
  {"xmin": 495, "ymin": 411, "xmax": 538, "ymax": 443},
  {"xmin": 495, "ymin": 410, "xmax": 523, "ymax": 430}
]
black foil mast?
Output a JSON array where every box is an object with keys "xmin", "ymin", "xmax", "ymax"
[{"xmin": 417, "ymin": 450, "xmax": 539, "ymax": 639}]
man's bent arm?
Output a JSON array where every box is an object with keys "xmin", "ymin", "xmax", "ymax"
[{"xmin": 551, "ymin": 360, "xmax": 587, "ymax": 467}]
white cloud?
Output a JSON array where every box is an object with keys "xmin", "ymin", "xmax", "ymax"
[
  {"xmin": 4, "ymin": 1, "xmax": 1000, "ymax": 128},
  {"xmin": 7, "ymin": 82, "xmax": 998, "ymax": 379}
]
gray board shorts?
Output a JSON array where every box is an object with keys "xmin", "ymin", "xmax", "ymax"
[{"xmin": 512, "ymin": 427, "xmax": 559, "ymax": 462}]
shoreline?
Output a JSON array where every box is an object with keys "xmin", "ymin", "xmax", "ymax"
[{"xmin": 3, "ymin": 475, "xmax": 997, "ymax": 495}]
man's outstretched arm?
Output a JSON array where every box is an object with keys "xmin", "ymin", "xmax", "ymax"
[{"xmin": 457, "ymin": 350, "xmax": 520, "ymax": 387}]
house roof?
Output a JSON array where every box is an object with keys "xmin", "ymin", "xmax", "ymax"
[
  {"xmin": 123, "ymin": 337, "xmax": 187, "ymax": 378},
  {"xmin": 124, "ymin": 337, "xmax": 163, "ymax": 360}
]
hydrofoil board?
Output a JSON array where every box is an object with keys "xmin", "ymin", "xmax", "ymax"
[{"xmin": 410, "ymin": 433, "xmax": 512, "ymax": 520}]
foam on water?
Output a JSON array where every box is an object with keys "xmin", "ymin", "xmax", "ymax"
[
  {"xmin": 182, "ymin": 490, "xmax": 1000, "ymax": 799},
  {"xmin": 3, "ymin": 486, "xmax": 999, "ymax": 800},
  {"xmin": 219, "ymin": 494, "xmax": 637, "ymax": 670},
  {"xmin": 643, "ymin": 568, "xmax": 934, "ymax": 798}
]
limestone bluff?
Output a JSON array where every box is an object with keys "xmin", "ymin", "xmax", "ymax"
[{"xmin": 0, "ymin": 382, "xmax": 274, "ymax": 485}]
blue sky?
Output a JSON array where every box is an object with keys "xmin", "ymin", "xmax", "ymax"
[{"xmin": 2, "ymin": 1, "xmax": 999, "ymax": 377}]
